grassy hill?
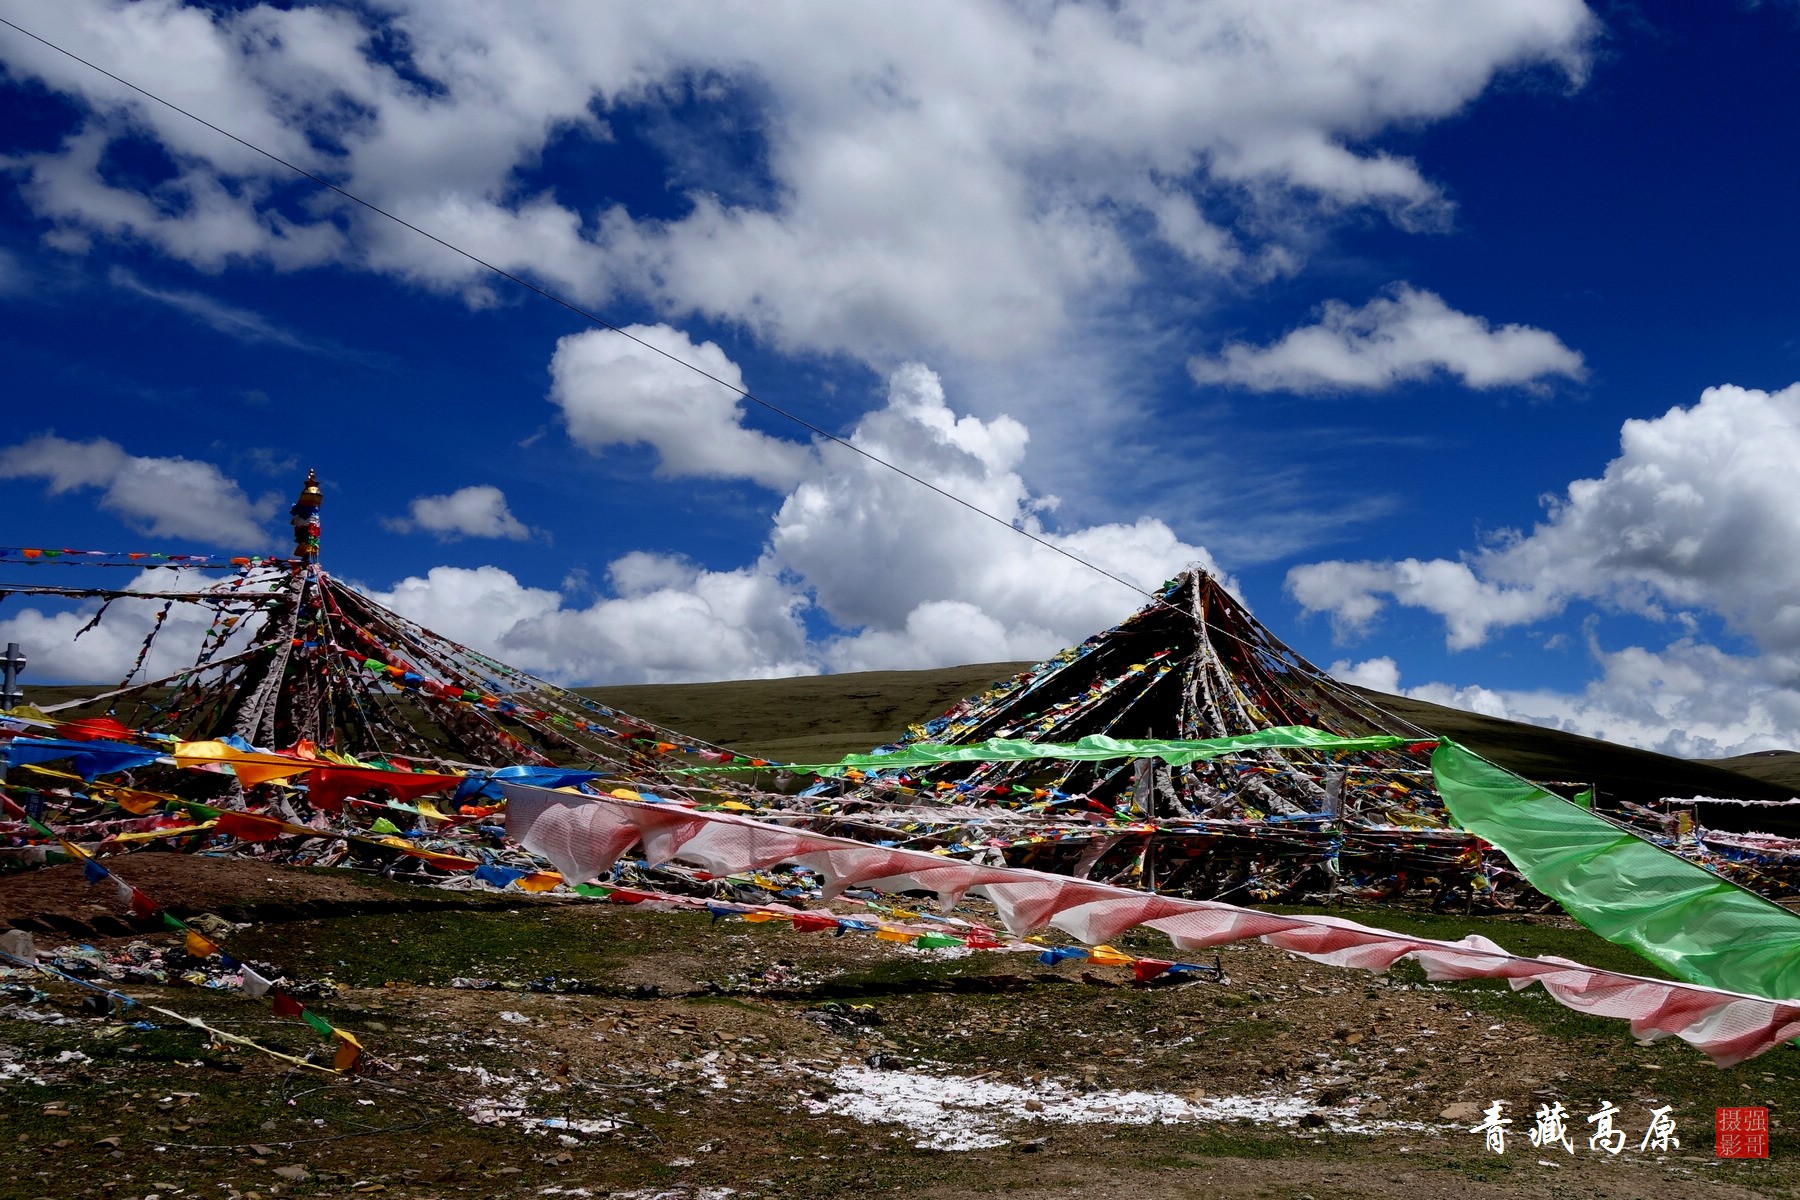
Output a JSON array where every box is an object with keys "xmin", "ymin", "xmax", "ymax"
[
  {"xmin": 577, "ymin": 661, "xmax": 1036, "ymax": 764},
  {"xmin": 26, "ymin": 661, "xmax": 1800, "ymax": 821},
  {"xmin": 588, "ymin": 665, "xmax": 1800, "ymax": 825}
]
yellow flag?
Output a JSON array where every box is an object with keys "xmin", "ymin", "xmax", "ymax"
[
  {"xmin": 173, "ymin": 741, "xmax": 313, "ymax": 786},
  {"xmin": 113, "ymin": 789, "xmax": 165, "ymax": 815},
  {"xmin": 1087, "ymin": 945, "xmax": 1135, "ymax": 967},
  {"xmin": 185, "ymin": 930, "xmax": 219, "ymax": 959},
  {"xmin": 515, "ymin": 872, "xmax": 561, "ymax": 892}
]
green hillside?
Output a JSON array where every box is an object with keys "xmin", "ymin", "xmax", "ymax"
[
  {"xmin": 589, "ymin": 666, "xmax": 1800, "ymax": 814},
  {"xmin": 25, "ymin": 662, "xmax": 1800, "ymax": 815},
  {"xmin": 577, "ymin": 661, "xmax": 1036, "ymax": 764}
]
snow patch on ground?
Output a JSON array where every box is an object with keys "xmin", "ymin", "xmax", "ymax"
[{"xmin": 807, "ymin": 1065, "xmax": 1435, "ymax": 1151}]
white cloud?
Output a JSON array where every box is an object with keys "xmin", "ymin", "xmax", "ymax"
[
  {"xmin": 776, "ymin": 362, "xmax": 1216, "ymax": 666},
  {"xmin": 1336, "ymin": 648, "xmax": 1800, "ymax": 760},
  {"xmin": 362, "ymin": 561, "xmax": 815, "ymax": 685},
  {"xmin": 383, "ymin": 485, "xmax": 532, "ymax": 541},
  {"xmin": 108, "ymin": 266, "xmax": 335, "ymax": 354},
  {"xmin": 548, "ymin": 325, "xmax": 815, "ymax": 490},
  {"xmin": 0, "ymin": 569, "xmax": 269, "ymax": 685},
  {"xmin": 1296, "ymin": 381, "xmax": 1800, "ymax": 755},
  {"xmin": 1289, "ymin": 556, "xmax": 1563, "ymax": 651},
  {"xmin": 368, "ymin": 356, "xmax": 1220, "ymax": 683},
  {"xmin": 5, "ymin": 345, "xmax": 1215, "ymax": 686},
  {"xmin": 0, "ymin": 2, "xmax": 1596, "ymax": 362},
  {"xmin": 1327, "ymin": 654, "xmax": 1402, "ymax": 695},
  {"xmin": 0, "ymin": 247, "xmax": 24, "ymax": 295},
  {"xmin": 1289, "ymin": 382, "xmax": 1800, "ymax": 653},
  {"xmin": 1190, "ymin": 285, "xmax": 1586, "ymax": 394},
  {"xmin": 0, "ymin": 434, "xmax": 277, "ymax": 547}
]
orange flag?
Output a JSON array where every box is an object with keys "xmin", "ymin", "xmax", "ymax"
[{"xmin": 332, "ymin": 1029, "xmax": 364, "ymax": 1073}]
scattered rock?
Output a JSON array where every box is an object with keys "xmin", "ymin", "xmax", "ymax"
[
  {"xmin": 1440, "ymin": 1102, "xmax": 1483, "ymax": 1121},
  {"xmin": 271, "ymin": 1167, "xmax": 309, "ymax": 1183},
  {"xmin": 249, "ymin": 1145, "xmax": 277, "ymax": 1157},
  {"xmin": 1023, "ymin": 1098, "xmax": 1044, "ymax": 1112},
  {"xmin": 1299, "ymin": 1112, "xmax": 1327, "ymax": 1128}
]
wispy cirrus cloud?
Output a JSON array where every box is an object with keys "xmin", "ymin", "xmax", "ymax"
[{"xmin": 108, "ymin": 267, "xmax": 379, "ymax": 363}]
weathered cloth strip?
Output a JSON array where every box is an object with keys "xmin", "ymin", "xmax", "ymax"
[{"xmin": 502, "ymin": 781, "xmax": 1800, "ymax": 1066}]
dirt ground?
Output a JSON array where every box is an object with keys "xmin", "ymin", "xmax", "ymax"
[
  {"xmin": 0, "ymin": 856, "xmax": 515, "ymax": 940},
  {"xmin": 3, "ymin": 859, "xmax": 1800, "ymax": 1199}
]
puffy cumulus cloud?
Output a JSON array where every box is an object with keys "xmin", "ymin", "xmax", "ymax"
[
  {"xmin": 1288, "ymin": 383, "xmax": 1800, "ymax": 653},
  {"xmin": 0, "ymin": 434, "xmax": 277, "ymax": 547},
  {"xmin": 1332, "ymin": 648, "xmax": 1800, "ymax": 760},
  {"xmin": 367, "ymin": 358, "xmax": 1218, "ymax": 682},
  {"xmin": 0, "ymin": 570, "xmax": 268, "ymax": 684},
  {"xmin": 777, "ymin": 363, "xmax": 1217, "ymax": 668},
  {"xmin": 1325, "ymin": 654, "xmax": 1402, "ymax": 695},
  {"xmin": 548, "ymin": 326, "xmax": 815, "ymax": 490},
  {"xmin": 0, "ymin": 2, "xmax": 1595, "ymax": 361},
  {"xmin": 1332, "ymin": 653, "xmax": 1515, "ymax": 722},
  {"xmin": 361, "ymin": 561, "xmax": 814, "ymax": 685},
  {"xmin": 1288, "ymin": 557, "xmax": 1563, "ymax": 651},
  {"xmin": 1293, "ymin": 382, "xmax": 1800, "ymax": 754},
  {"xmin": 382, "ymin": 485, "xmax": 532, "ymax": 541},
  {"xmin": 1190, "ymin": 285, "xmax": 1586, "ymax": 394}
]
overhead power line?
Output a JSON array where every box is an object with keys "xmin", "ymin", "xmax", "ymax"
[{"xmin": 0, "ymin": 15, "xmax": 1161, "ymax": 604}]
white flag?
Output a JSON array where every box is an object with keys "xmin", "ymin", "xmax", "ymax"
[{"xmin": 239, "ymin": 965, "xmax": 273, "ymax": 998}]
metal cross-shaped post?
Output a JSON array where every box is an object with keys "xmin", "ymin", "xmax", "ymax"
[{"xmin": 0, "ymin": 642, "xmax": 24, "ymax": 710}]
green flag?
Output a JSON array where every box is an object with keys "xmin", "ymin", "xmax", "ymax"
[
  {"xmin": 1431, "ymin": 741, "xmax": 1800, "ymax": 999},
  {"xmin": 672, "ymin": 725, "xmax": 1428, "ymax": 774}
]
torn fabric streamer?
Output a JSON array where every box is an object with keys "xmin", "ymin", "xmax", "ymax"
[{"xmin": 501, "ymin": 780, "xmax": 1800, "ymax": 1066}]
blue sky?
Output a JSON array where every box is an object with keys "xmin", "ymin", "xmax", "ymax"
[{"xmin": 2, "ymin": 1, "xmax": 1800, "ymax": 756}]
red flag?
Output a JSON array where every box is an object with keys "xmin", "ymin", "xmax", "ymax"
[
  {"xmin": 60, "ymin": 717, "xmax": 135, "ymax": 742},
  {"xmin": 1132, "ymin": 959, "xmax": 1174, "ymax": 983},
  {"xmin": 304, "ymin": 767, "xmax": 458, "ymax": 813},
  {"xmin": 791, "ymin": 912, "xmax": 839, "ymax": 933},
  {"xmin": 127, "ymin": 888, "xmax": 161, "ymax": 921},
  {"xmin": 270, "ymin": 989, "xmax": 304, "ymax": 1018},
  {"xmin": 215, "ymin": 810, "xmax": 289, "ymax": 842}
]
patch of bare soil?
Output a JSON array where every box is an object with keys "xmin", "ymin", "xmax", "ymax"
[
  {"xmin": 3, "ymin": 898, "xmax": 1797, "ymax": 1199},
  {"xmin": 0, "ymin": 855, "xmax": 519, "ymax": 938}
]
